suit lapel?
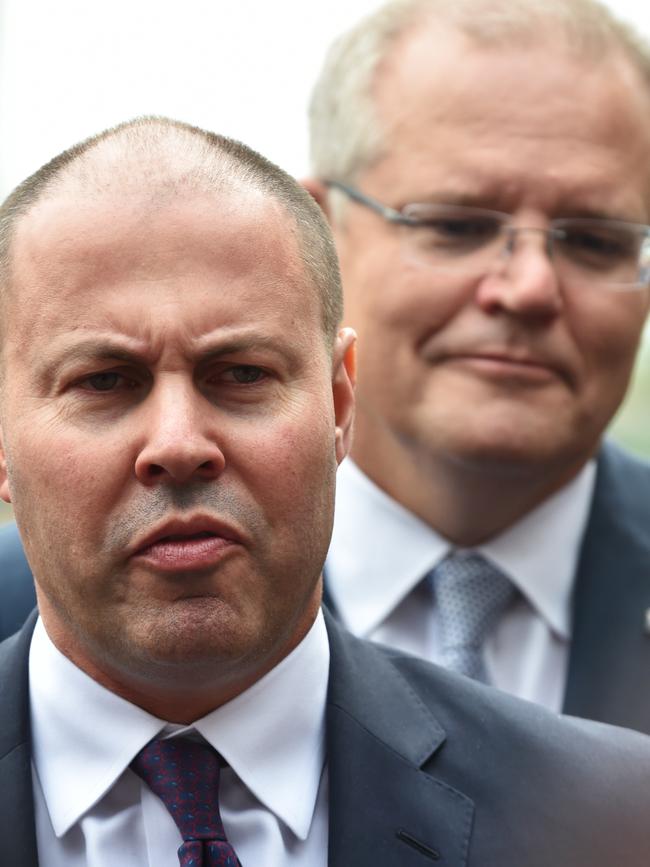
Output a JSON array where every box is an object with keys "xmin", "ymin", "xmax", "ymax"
[
  {"xmin": 563, "ymin": 444, "xmax": 650, "ymax": 732},
  {"xmin": 325, "ymin": 614, "xmax": 473, "ymax": 867},
  {"xmin": 0, "ymin": 612, "xmax": 39, "ymax": 866}
]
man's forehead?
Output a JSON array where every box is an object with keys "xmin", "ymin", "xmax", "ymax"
[
  {"xmin": 3, "ymin": 184, "xmax": 321, "ymax": 356},
  {"xmin": 12, "ymin": 183, "xmax": 296, "ymax": 284},
  {"xmin": 17, "ymin": 176, "xmax": 266, "ymax": 238},
  {"xmin": 5, "ymin": 210, "xmax": 322, "ymax": 386},
  {"xmin": 377, "ymin": 17, "xmax": 650, "ymax": 115},
  {"xmin": 364, "ymin": 20, "xmax": 650, "ymax": 214}
]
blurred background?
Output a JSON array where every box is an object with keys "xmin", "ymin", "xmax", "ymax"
[{"xmin": 0, "ymin": 0, "xmax": 649, "ymax": 522}]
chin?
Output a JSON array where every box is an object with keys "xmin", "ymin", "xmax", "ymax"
[
  {"xmin": 439, "ymin": 429, "xmax": 588, "ymax": 479},
  {"xmin": 118, "ymin": 601, "xmax": 252, "ymax": 663}
]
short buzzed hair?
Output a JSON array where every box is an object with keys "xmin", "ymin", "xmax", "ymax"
[
  {"xmin": 309, "ymin": 0, "xmax": 650, "ymax": 183},
  {"xmin": 0, "ymin": 116, "xmax": 343, "ymax": 343}
]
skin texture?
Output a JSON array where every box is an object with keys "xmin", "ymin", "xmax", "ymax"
[
  {"xmin": 306, "ymin": 26, "xmax": 650, "ymax": 543},
  {"xmin": 0, "ymin": 182, "xmax": 355, "ymax": 722}
]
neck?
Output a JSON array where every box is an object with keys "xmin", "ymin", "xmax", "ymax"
[
  {"xmin": 351, "ymin": 440, "xmax": 592, "ymax": 547},
  {"xmin": 38, "ymin": 598, "xmax": 320, "ymax": 724}
]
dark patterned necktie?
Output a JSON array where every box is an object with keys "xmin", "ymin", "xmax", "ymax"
[
  {"xmin": 431, "ymin": 551, "xmax": 516, "ymax": 684},
  {"xmin": 131, "ymin": 737, "xmax": 242, "ymax": 867}
]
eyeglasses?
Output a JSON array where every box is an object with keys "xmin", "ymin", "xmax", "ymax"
[{"xmin": 325, "ymin": 180, "xmax": 650, "ymax": 291}]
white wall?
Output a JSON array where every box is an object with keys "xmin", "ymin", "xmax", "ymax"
[{"xmin": 0, "ymin": 0, "xmax": 648, "ymax": 196}]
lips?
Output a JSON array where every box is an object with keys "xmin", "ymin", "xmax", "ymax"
[
  {"xmin": 130, "ymin": 516, "xmax": 245, "ymax": 571},
  {"xmin": 420, "ymin": 338, "xmax": 574, "ymax": 387},
  {"xmin": 442, "ymin": 352, "xmax": 564, "ymax": 384},
  {"xmin": 455, "ymin": 351, "xmax": 556, "ymax": 370}
]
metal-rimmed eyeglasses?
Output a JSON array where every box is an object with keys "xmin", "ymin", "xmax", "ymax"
[{"xmin": 325, "ymin": 180, "xmax": 650, "ymax": 291}]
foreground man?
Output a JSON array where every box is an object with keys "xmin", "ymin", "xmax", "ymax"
[
  {"xmin": 1, "ymin": 117, "xmax": 650, "ymax": 866},
  {"xmin": 305, "ymin": 0, "xmax": 650, "ymax": 731}
]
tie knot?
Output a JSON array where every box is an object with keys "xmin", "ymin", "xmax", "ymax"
[
  {"xmin": 132, "ymin": 738, "xmax": 225, "ymax": 841},
  {"xmin": 431, "ymin": 552, "xmax": 516, "ymax": 683}
]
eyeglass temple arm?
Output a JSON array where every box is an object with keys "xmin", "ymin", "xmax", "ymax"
[{"xmin": 323, "ymin": 180, "xmax": 416, "ymax": 225}]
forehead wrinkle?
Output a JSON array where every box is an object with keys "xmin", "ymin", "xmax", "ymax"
[
  {"xmin": 45, "ymin": 339, "xmax": 153, "ymax": 366},
  {"xmin": 411, "ymin": 178, "xmax": 648, "ymax": 223},
  {"xmin": 372, "ymin": 105, "xmax": 650, "ymax": 222},
  {"xmin": 39, "ymin": 322, "xmax": 313, "ymax": 373},
  {"xmin": 193, "ymin": 333, "xmax": 315, "ymax": 376}
]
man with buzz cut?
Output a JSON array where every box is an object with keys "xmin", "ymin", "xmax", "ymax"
[
  {"xmin": 2, "ymin": 115, "xmax": 650, "ymax": 867},
  {"xmin": 5, "ymin": 0, "xmax": 650, "ymax": 732},
  {"xmin": 299, "ymin": 0, "xmax": 650, "ymax": 733}
]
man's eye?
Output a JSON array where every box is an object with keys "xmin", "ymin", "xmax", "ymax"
[
  {"xmin": 560, "ymin": 229, "xmax": 633, "ymax": 261},
  {"xmin": 82, "ymin": 372, "xmax": 129, "ymax": 392},
  {"xmin": 413, "ymin": 216, "xmax": 500, "ymax": 252},
  {"xmin": 221, "ymin": 365, "xmax": 266, "ymax": 384},
  {"xmin": 430, "ymin": 217, "xmax": 498, "ymax": 239}
]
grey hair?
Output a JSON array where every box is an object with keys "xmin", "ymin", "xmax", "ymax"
[
  {"xmin": 309, "ymin": 0, "xmax": 650, "ymax": 183},
  {"xmin": 0, "ymin": 116, "xmax": 343, "ymax": 343}
]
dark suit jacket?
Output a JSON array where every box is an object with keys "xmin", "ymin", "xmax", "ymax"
[
  {"xmin": 4, "ymin": 441, "xmax": 650, "ymax": 729},
  {"xmin": 323, "ymin": 441, "xmax": 650, "ymax": 733},
  {"xmin": 2, "ymin": 610, "xmax": 650, "ymax": 866}
]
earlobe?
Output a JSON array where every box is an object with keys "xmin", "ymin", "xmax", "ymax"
[
  {"xmin": 0, "ymin": 428, "xmax": 11, "ymax": 504},
  {"xmin": 332, "ymin": 327, "xmax": 357, "ymax": 464}
]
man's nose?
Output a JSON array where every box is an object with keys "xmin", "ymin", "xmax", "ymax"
[
  {"xmin": 475, "ymin": 228, "xmax": 564, "ymax": 319},
  {"xmin": 134, "ymin": 381, "xmax": 226, "ymax": 485}
]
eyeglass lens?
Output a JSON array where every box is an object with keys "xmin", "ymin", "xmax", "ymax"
[{"xmin": 400, "ymin": 206, "xmax": 650, "ymax": 288}]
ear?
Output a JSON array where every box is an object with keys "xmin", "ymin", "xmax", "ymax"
[
  {"xmin": 301, "ymin": 178, "xmax": 333, "ymax": 223},
  {"xmin": 332, "ymin": 327, "xmax": 357, "ymax": 464},
  {"xmin": 0, "ymin": 426, "xmax": 11, "ymax": 504}
]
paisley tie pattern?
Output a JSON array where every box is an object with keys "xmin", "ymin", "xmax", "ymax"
[{"xmin": 131, "ymin": 737, "xmax": 242, "ymax": 866}]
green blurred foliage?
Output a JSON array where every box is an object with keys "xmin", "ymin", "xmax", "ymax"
[{"xmin": 609, "ymin": 337, "xmax": 650, "ymax": 460}]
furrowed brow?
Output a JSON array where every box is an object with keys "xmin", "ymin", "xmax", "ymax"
[{"xmin": 34, "ymin": 340, "xmax": 150, "ymax": 392}]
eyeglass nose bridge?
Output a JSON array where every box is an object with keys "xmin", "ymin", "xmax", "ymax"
[{"xmin": 501, "ymin": 225, "xmax": 565, "ymax": 260}]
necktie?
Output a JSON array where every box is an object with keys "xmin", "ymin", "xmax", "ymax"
[
  {"xmin": 131, "ymin": 737, "xmax": 241, "ymax": 867},
  {"xmin": 431, "ymin": 551, "xmax": 516, "ymax": 684}
]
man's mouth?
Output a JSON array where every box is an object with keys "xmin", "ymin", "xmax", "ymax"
[
  {"xmin": 131, "ymin": 518, "xmax": 245, "ymax": 572},
  {"xmin": 419, "ymin": 340, "xmax": 574, "ymax": 388},
  {"xmin": 445, "ymin": 352, "xmax": 561, "ymax": 383},
  {"xmin": 155, "ymin": 531, "xmax": 217, "ymax": 543}
]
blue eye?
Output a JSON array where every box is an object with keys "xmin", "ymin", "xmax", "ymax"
[
  {"xmin": 225, "ymin": 366, "xmax": 265, "ymax": 384},
  {"xmin": 86, "ymin": 372, "xmax": 122, "ymax": 391}
]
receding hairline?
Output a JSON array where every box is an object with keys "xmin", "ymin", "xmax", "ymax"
[
  {"xmin": 309, "ymin": 0, "xmax": 650, "ymax": 183},
  {"xmin": 0, "ymin": 116, "xmax": 344, "ymax": 347}
]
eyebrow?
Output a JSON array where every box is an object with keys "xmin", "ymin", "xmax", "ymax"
[
  {"xmin": 192, "ymin": 333, "xmax": 300, "ymax": 361},
  {"xmin": 43, "ymin": 331, "xmax": 302, "ymax": 373},
  {"xmin": 413, "ymin": 190, "xmax": 642, "ymax": 223},
  {"xmin": 51, "ymin": 343, "xmax": 145, "ymax": 366}
]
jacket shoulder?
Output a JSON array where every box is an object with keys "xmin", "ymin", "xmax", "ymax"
[{"xmin": 328, "ymin": 622, "xmax": 650, "ymax": 865}]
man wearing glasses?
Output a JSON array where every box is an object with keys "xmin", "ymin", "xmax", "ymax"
[
  {"xmin": 3, "ymin": 0, "xmax": 650, "ymax": 734},
  {"xmin": 304, "ymin": 0, "xmax": 650, "ymax": 731}
]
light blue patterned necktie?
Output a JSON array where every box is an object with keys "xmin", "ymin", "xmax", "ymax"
[{"xmin": 431, "ymin": 552, "xmax": 516, "ymax": 684}]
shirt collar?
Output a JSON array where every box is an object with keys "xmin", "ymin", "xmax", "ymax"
[
  {"xmin": 192, "ymin": 610, "xmax": 329, "ymax": 840},
  {"xmin": 477, "ymin": 460, "xmax": 596, "ymax": 638},
  {"xmin": 327, "ymin": 457, "xmax": 596, "ymax": 639},
  {"xmin": 29, "ymin": 610, "xmax": 329, "ymax": 842},
  {"xmin": 327, "ymin": 458, "xmax": 448, "ymax": 635}
]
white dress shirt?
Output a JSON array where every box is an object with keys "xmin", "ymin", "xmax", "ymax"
[
  {"xmin": 29, "ymin": 611, "xmax": 330, "ymax": 866},
  {"xmin": 326, "ymin": 458, "xmax": 596, "ymax": 711}
]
